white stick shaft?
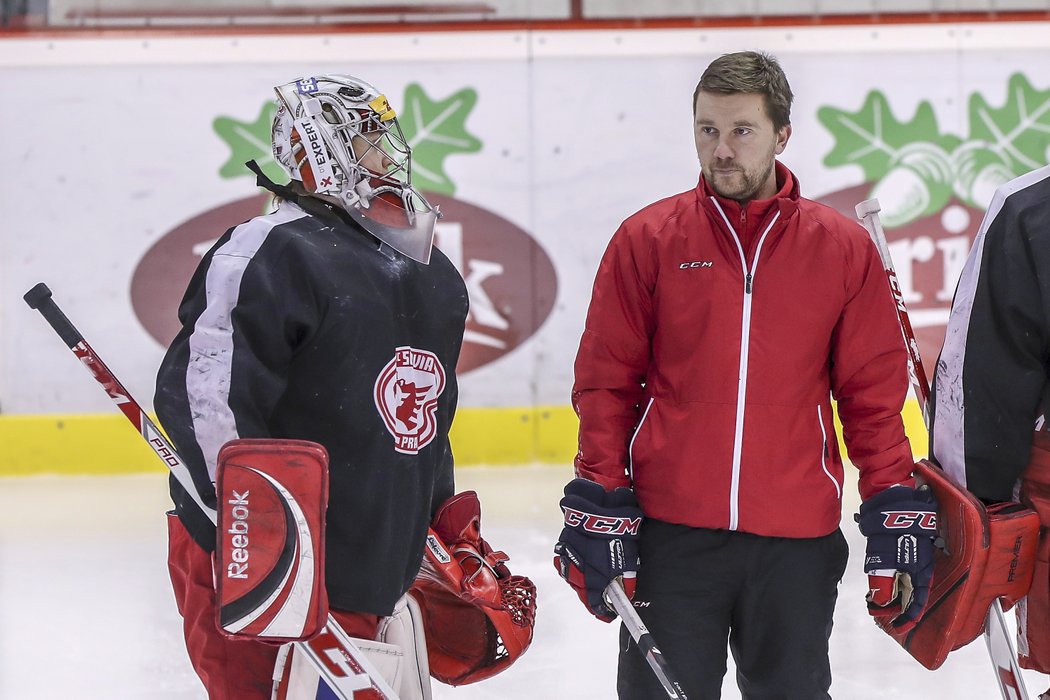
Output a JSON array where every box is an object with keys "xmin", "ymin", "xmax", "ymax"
[
  {"xmin": 986, "ymin": 603, "xmax": 1031, "ymax": 700},
  {"xmin": 605, "ymin": 579, "xmax": 689, "ymax": 700},
  {"xmin": 855, "ymin": 199, "xmax": 932, "ymax": 426}
]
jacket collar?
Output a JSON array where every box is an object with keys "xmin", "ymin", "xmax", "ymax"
[{"xmin": 697, "ymin": 160, "xmax": 800, "ymax": 224}]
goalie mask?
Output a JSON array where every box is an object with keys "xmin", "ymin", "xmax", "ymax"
[
  {"xmin": 271, "ymin": 74, "xmax": 438, "ymax": 264},
  {"xmin": 410, "ymin": 491, "xmax": 537, "ymax": 686}
]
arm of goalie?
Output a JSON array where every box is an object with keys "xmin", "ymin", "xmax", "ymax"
[
  {"xmin": 214, "ymin": 438, "xmax": 330, "ymax": 642},
  {"xmin": 410, "ymin": 491, "xmax": 538, "ymax": 686}
]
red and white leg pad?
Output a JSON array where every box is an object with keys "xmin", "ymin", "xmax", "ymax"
[
  {"xmin": 272, "ymin": 595, "xmax": 432, "ymax": 700},
  {"xmin": 377, "ymin": 594, "xmax": 432, "ymax": 699}
]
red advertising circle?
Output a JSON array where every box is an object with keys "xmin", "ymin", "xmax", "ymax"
[{"xmin": 130, "ymin": 193, "xmax": 557, "ymax": 374}]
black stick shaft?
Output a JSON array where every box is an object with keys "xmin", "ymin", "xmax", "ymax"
[{"xmin": 23, "ymin": 282, "xmax": 83, "ymax": 348}]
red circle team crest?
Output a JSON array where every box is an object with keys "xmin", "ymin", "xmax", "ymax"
[{"xmin": 373, "ymin": 346, "xmax": 446, "ymax": 455}]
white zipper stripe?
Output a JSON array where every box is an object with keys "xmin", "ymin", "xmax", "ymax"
[
  {"xmin": 729, "ymin": 292, "xmax": 752, "ymax": 530},
  {"xmin": 817, "ymin": 405, "xmax": 842, "ymax": 499},
  {"xmin": 712, "ymin": 199, "xmax": 780, "ymax": 530},
  {"xmin": 628, "ymin": 397, "xmax": 655, "ymax": 481}
]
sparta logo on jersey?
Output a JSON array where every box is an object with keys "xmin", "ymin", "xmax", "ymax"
[{"xmin": 373, "ymin": 346, "xmax": 446, "ymax": 455}]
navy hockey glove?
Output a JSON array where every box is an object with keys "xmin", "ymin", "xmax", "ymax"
[
  {"xmin": 553, "ymin": 478, "xmax": 642, "ymax": 622},
  {"xmin": 857, "ymin": 484, "xmax": 938, "ymax": 628}
]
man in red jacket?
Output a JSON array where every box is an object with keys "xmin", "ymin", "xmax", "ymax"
[{"xmin": 554, "ymin": 51, "xmax": 938, "ymax": 699}]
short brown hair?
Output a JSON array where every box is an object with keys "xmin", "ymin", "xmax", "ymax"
[{"xmin": 693, "ymin": 51, "xmax": 793, "ymax": 130}]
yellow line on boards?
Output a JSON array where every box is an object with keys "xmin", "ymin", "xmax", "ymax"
[{"xmin": 0, "ymin": 401, "xmax": 927, "ymax": 476}]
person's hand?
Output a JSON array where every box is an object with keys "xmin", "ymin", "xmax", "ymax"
[
  {"xmin": 857, "ymin": 484, "xmax": 938, "ymax": 628},
  {"xmin": 553, "ymin": 478, "xmax": 642, "ymax": 622}
]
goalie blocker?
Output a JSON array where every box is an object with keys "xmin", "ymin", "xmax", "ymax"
[
  {"xmin": 879, "ymin": 459, "xmax": 1040, "ymax": 669},
  {"xmin": 215, "ymin": 438, "xmax": 329, "ymax": 642}
]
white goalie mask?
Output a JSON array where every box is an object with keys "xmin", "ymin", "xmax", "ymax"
[{"xmin": 271, "ymin": 74, "xmax": 438, "ymax": 264}]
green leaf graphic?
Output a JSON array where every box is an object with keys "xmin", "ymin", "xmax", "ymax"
[
  {"xmin": 966, "ymin": 73, "xmax": 1050, "ymax": 176},
  {"xmin": 398, "ymin": 84, "xmax": 482, "ymax": 195},
  {"xmin": 818, "ymin": 92, "xmax": 959, "ymax": 181},
  {"xmin": 214, "ymin": 102, "xmax": 280, "ymax": 182}
]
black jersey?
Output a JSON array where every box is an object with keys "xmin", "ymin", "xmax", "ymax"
[
  {"xmin": 930, "ymin": 165, "xmax": 1050, "ymax": 502},
  {"xmin": 155, "ymin": 196, "xmax": 469, "ymax": 615}
]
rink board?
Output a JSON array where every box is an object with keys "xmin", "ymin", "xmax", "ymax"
[
  {"xmin": 1, "ymin": 20, "xmax": 1046, "ymax": 473},
  {"xmin": 0, "ymin": 400, "xmax": 928, "ymax": 475}
]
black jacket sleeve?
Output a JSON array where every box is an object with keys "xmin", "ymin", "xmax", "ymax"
[{"xmin": 930, "ymin": 166, "xmax": 1050, "ymax": 502}]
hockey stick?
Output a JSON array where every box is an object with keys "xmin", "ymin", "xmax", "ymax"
[
  {"xmin": 23, "ymin": 282, "xmax": 401, "ymax": 700},
  {"xmin": 855, "ymin": 200, "xmax": 933, "ymax": 427},
  {"xmin": 855, "ymin": 200, "xmax": 1030, "ymax": 700},
  {"xmin": 604, "ymin": 578, "xmax": 689, "ymax": 699}
]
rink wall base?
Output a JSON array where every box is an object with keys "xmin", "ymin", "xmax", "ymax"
[{"xmin": 0, "ymin": 401, "xmax": 928, "ymax": 476}]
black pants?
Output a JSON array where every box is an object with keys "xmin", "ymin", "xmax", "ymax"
[{"xmin": 617, "ymin": 521, "xmax": 849, "ymax": 700}]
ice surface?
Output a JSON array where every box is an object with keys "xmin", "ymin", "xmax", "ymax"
[{"xmin": 0, "ymin": 465, "xmax": 1044, "ymax": 698}]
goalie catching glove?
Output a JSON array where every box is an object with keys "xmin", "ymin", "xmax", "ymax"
[
  {"xmin": 410, "ymin": 491, "xmax": 536, "ymax": 686},
  {"xmin": 554, "ymin": 478, "xmax": 642, "ymax": 622},
  {"xmin": 857, "ymin": 484, "xmax": 938, "ymax": 629}
]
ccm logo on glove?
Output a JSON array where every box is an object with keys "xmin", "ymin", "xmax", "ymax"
[
  {"xmin": 554, "ymin": 478, "xmax": 643, "ymax": 622},
  {"xmin": 857, "ymin": 484, "xmax": 939, "ymax": 629},
  {"xmin": 562, "ymin": 506, "xmax": 642, "ymax": 536},
  {"xmin": 881, "ymin": 511, "xmax": 937, "ymax": 529}
]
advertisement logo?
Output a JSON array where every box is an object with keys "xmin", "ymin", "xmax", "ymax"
[
  {"xmin": 816, "ymin": 73, "xmax": 1050, "ymax": 370},
  {"xmin": 131, "ymin": 84, "xmax": 557, "ymax": 374}
]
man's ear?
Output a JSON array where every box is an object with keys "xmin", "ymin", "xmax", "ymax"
[{"xmin": 774, "ymin": 124, "xmax": 792, "ymax": 155}]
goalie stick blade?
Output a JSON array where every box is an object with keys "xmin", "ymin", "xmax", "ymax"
[
  {"xmin": 985, "ymin": 603, "xmax": 1031, "ymax": 700},
  {"xmin": 605, "ymin": 579, "xmax": 689, "ymax": 700}
]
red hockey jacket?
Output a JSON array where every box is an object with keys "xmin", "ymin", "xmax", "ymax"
[{"xmin": 573, "ymin": 162, "xmax": 915, "ymax": 538}]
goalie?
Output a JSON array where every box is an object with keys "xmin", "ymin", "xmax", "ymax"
[
  {"xmin": 930, "ymin": 163, "xmax": 1050, "ymax": 699},
  {"xmin": 155, "ymin": 74, "xmax": 534, "ymax": 699}
]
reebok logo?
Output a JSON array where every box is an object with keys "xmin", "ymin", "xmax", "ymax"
[
  {"xmin": 679, "ymin": 261, "xmax": 714, "ymax": 269},
  {"xmin": 226, "ymin": 490, "xmax": 250, "ymax": 580}
]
